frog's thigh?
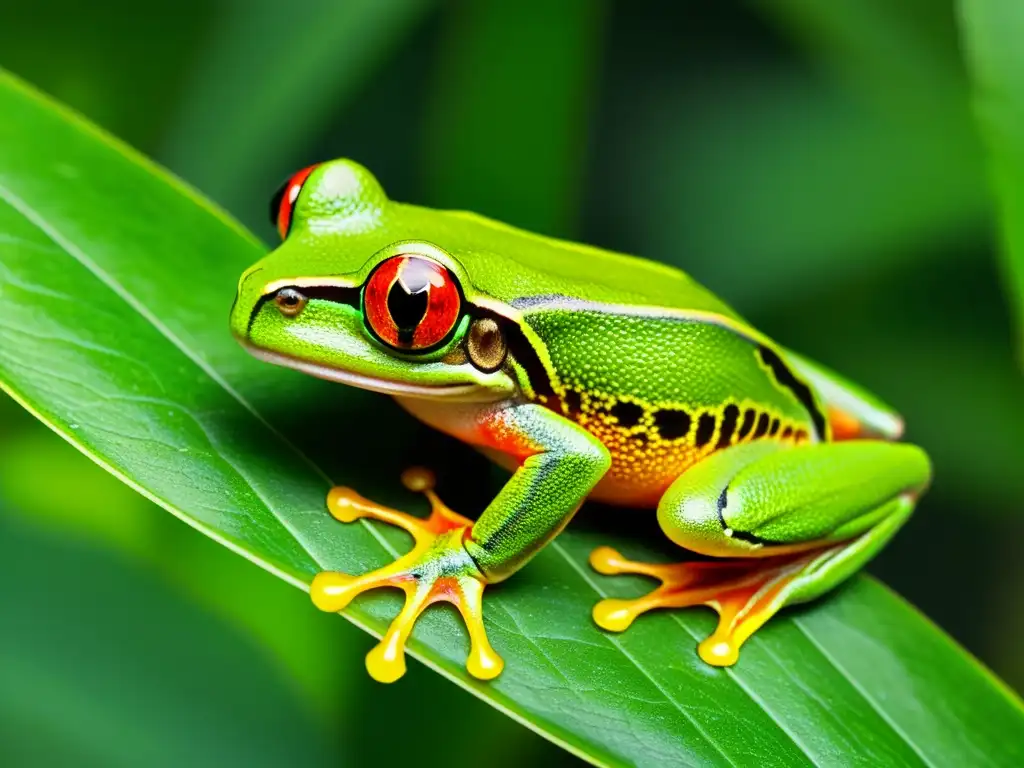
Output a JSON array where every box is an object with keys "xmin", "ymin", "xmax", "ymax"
[
  {"xmin": 591, "ymin": 440, "xmax": 930, "ymax": 666},
  {"xmin": 657, "ymin": 439, "xmax": 931, "ymax": 558}
]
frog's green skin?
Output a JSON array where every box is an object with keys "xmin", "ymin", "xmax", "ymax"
[{"xmin": 231, "ymin": 159, "xmax": 931, "ymax": 682}]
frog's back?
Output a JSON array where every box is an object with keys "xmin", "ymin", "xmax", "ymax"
[
  {"xmin": 306, "ymin": 185, "xmax": 886, "ymax": 506},
  {"xmin": 394, "ymin": 205, "xmax": 741, "ymax": 318},
  {"xmin": 523, "ymin": 304, "xmax": 824, "ymax": 505},
  {"xmin": 396, "ymin": 209, "xmax": 826, "ymax": 506}
]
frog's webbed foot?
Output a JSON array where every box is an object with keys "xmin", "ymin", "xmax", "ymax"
[
  {"xmin": 589, "ymin": 545, "xmax": 824, "ymax": 667},
  {"xmin": 311, "ymin": 468, "xmax": 503, "ymax": 683}
]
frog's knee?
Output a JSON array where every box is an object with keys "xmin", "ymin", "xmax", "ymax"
[{"xmin": 657, "ymin": 486, "xmax": 759, "ymax": 558}]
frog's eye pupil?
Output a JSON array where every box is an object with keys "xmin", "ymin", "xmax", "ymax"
[
  {"xmin": 270, "ymin": 164, "xmax": 320, "ymax": 240},
  {"xmin": 364, "ymin": 255, "xmax": 461, "ymax": 352},
  {"xmin": 387, "ymin": 280, "xmax": 430, "ymax": 344}
]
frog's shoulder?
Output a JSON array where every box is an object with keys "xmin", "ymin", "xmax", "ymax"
[{"xmin": 409, "ymin": 207, "xmax": 743, "ymax": 319}]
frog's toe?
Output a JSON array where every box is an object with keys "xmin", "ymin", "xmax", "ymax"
[
  {"xmin": 326, "ymin": 467, "xmax": 473, "ymax": 538},
  {"xmin": 589, "ymin": 543, "xmax": 829, "ymax": 668},
  {"xmin": 314, "ymin": 470, "xmax": 503, "ymax": 683},
  {"xmin": 592, "ymin": 598, "xmax": 640, "ymax": 632},
  {"xmin": 589, "ymin": 546, "xmax": 702, "ymax": 632}
]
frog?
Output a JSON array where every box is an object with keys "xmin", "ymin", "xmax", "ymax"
[{"xmin": 230, "ymin": 159, "xmax": 931, "ymax": 683}]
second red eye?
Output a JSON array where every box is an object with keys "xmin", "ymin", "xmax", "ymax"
[
  {"xmin": 269, "ymin": 164, "xmax": 319, "ymax": 240},
  {"xmin": 364, "ymin": 255, "xmax": 461, "ymax": 351}
]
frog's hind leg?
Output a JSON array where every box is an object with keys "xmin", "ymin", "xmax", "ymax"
[
  {"xmin": 590, "ymin": 531, "xmax": 904, "ymax": 666},
  {"xmin": 590, "ymin": 439, "xmax": 930, "ymax": 666}
]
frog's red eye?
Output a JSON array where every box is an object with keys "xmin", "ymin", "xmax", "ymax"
[
  {"xmin": 269, "ymin": 164, "xmax": 319, "ymax": 239},
  {"xmin": 363, "ymin": 255, "xmax": 461, "ymax": 351}
]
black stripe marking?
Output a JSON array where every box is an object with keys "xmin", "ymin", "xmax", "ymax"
[
  {"xmin": 716, "ymin": 404, "xmax": 739, "ymax": 448},
  {"xmin": 473, "ymin": 453, "xmax": 557, "ymax": 556},
  {"xmin": 611, "ymin": 401, "xmax": 644, "ymax": 428},
  {"xmin": 654, "ymin": 409, "xmax": 692, "ymax": 440},
  {"xmin": 727, "ymin": 527, "xmax": 779, "ymax": 546},
  {"xmin": 695, "ymin": 412, "xmax": 716, "ymax": 447},
  {"xmin": 246, "ymin": 294, "xmax": 273, "ymax": 336},
  {"xmin": 564, "ymin": 389, "xmax": 582, "ymax": 415},
  {"xmin": 756, "ymin": 345, "xmax": 827, "ymax": 440},
  {"xmin": 753, "ymin": 412, "xmax": 770, "ymax": 439},
  {"xmin": 480, "ymin": 309, "xmax": 555, "ymax": 399},
  {"xmin": 716, "ymin": 487, "xmax": 784, "ymax": 546},
  {"xmin": 738, "ymin": 408, "xmax": 756, "ymax": 440},
  {"xmin": 246, "ymin": 284, "xmax": 365, "ymax": 336},
  {"xmin": 307, "ymin": 285, "xmax": 361, "ymax": 306}
]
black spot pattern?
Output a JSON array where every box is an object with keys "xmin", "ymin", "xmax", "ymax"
[
  {"xmin": 769, "ymin": 417, "xmax": 781, "ymax": 436},
  {"xmin": 716, "ymin": 404, "xmax": 739, "ymax": 448},
  {"xmin": 754, "ymin": 412, "xmax": 770, "ymax": 439},
  {"xmin": 695, "ymin": 413, "xmax": 716, "ymax": 447},
  {"xmin": 564, "ymin": 389, "xmax": 582, "ymax": 414},
  {"xmin": 738, "ymin": 408, "xmax": 756, "ymax": 440},
  {"xmin": 756, "ymin": 346, "xmax": 828, "ymax": 440},
  {"xmin": 654, "ymin": 409, "xmax": 692, "ymax": 440},
  {"xmin": 610, "ymin": 401, "xmax": 644, "ymax": 428}
]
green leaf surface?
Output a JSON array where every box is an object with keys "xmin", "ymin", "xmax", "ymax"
[
  {"xmin": 1, "ymin": 70, "xmax": 1022, "ymax": 766},
  {"xmin": 958, "ymin": 0, "xmax": 1024, "ymax": 360},
  {"xmin": 0, "ymin": 513, "xmax": 340, "ymax": 768},
  {"xmin": 0, "ymin": 393, "xmax": 570, "ymax": 768},
  {"xmin": 0, "ymin": 400, "xmax": 361, "ymax": 719}
]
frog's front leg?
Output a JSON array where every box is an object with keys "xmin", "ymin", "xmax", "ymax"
[
  {"xmin": 591, "ymin": 439, "xmax": 930, "ymax": 666},
  {"xmin": 311, "ymin": 403, "xmax": 610, "ymax": 682}
]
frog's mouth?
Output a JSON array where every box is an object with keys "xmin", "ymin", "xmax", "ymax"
[{"xmin": 241, "ymin": 344, "xmax": 494, "ymax": 400}]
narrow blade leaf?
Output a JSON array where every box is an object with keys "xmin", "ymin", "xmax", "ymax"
[
  {"xmin": 0, "ymin": 70, "xmax": 1022, "ymax": 766},
  {"xmin": 959, "ymin": 0, "xmax": 1024, "ymax": 361}
]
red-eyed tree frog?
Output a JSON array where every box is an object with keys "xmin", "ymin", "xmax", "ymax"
[{"xmin": 230, "ymin": 159, "xmax": 931, "ymax": 683}]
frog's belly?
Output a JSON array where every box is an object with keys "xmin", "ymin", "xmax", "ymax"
[
  {"xmin": 572, "ymin": 408, "xmax": 812, "ymax": 508},
  {"xmin": 589, "ymin": 443, "xmax": 704, "ymax": 508},
  {"xmin": 477, "ymin": 442, "xmax": 700, "ymax": 509},
  {"xmin": 397, "ymin": 394, "xmax": 812, "ymax": 509}
]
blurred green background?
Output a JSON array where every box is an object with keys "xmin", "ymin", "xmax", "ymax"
[{"xmin": 1, "ymin": 1, "xmax": 1021, "ymax": 765}]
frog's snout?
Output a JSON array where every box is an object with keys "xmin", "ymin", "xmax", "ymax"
[{"xmin": 229, "ymin": 266, "xmax": 264, "ymax": 342}]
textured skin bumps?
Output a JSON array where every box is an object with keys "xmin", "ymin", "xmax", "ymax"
[
  {"xmin": 521, "ymin": 308, "xmax": 816, "ymax": 504},
  {"xmin": 234, "ymin": 159, "xmax": 932, "ymax": 679}
]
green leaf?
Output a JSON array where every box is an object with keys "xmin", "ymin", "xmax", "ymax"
[
  {"xmin": 0, "ymin": 393, "xmax": 569, "ymax": 767},
  {"xmin": 0, "ymin": 512, "xmax": 341, "ymax": 767},
  {"xmin": 958, "ymin": 0, "xmax": 1024, "ymax": 361},
  {"xmin": 0, "ymin": 398, "xmax": 362, "ymax": 719},
  {"xmin": 1, "ymin": 69, "xmax": 1022, "ymax": 766}
]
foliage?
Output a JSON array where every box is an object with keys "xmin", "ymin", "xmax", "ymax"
[
  {"xmin": 1, "ymin": 1, "xmax": 1024, "ymax": 765},
  {"xmin": 2, "ymin": 68, "xmax": 1023, "ymax": 766}
]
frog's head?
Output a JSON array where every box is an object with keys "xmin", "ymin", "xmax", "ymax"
[{"xmin": 230, "ymin": 159, "xmax": 517, "ymax": 402}]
